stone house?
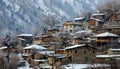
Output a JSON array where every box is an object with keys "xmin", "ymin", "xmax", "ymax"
[
  {"xmin": 63, "ymin": 21, "xmax": 83, "ymax": 33},
  {"xmin": 22, "ymin": 44, "xmax": 47, "ymax": 67},
  {"xmin": 65, "ymin": 44, "xmax": 97, "ymax": 64}
]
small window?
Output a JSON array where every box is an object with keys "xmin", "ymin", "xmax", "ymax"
[
  {"xmin": 25, "ymin": 50, "xmax": 27, "ymax": 53},
  {"xmin": 84, "ymin": 50, "xmax": 86, "ymax": 54},
  {"xmin": 69, "ymin": 30, "xmax": 72, "ymax": 33},
  {"xmin": 93, "ymin": 50, "xmax": 95, "ymax": 54},
  {"xmin": 31, "ymin": 54, "xmax": 34, "ymax": 59},
  {"xmin": 75, "ymin": 50, "xmax": 77, "ymax": 53}
]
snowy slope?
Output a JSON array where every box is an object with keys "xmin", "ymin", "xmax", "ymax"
[{"xmin": 0, "ymin": 0, "xmax": 108, "ymax": 37}]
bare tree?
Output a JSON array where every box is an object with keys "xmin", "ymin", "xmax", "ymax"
[
  {"xmin": 58, "ymin": 32, "xmax": 72, "ymax": 48},
  {"xmin": 97, "ymin": 0, "xmax": 120, "ymax": 14},
  {"xmin": 0, "ymin": 51, "xmax": 20, "ymax": 69},
  {"xmin": 42, "ymin": 15, "xmax": 60, "ymax": 33},
  {"xmin": 40, "ymin": 24, "xmax": 48, "ymax": 34}
]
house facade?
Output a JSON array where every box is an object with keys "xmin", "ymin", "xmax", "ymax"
[
  {"xmin": 63, "ymin": 21, "xmax": 83, "ymax": 33},
  {"xmin": 95, "ymin": 32, "xmax": 119, "ymax": 50},
  {"xmin": 65, "ymin": 44, "xmax": 97, "ymax": 64}
]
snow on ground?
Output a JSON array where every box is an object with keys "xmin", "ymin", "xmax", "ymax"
[
  {"xmin": 18, "ymin": 53, "xmax": 33, "ymax": 69},
  {"xmin": 62, "ymin": 64, "xmax": 110, "ymax": 69}
]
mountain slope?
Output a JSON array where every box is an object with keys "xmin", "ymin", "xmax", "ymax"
[{"xmin": 0, "ymin": 0, "xmax": 108, "ymax": 37}]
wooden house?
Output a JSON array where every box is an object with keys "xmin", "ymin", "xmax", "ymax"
[
  {"xmin": 95, "ymin": 32, "xmax": 119, "ymax": 49},
  {"xmin": 109, "ymin": 12, "xmax": 120, "ymax": 22},
  {"xmin": 16, "ymin": 34, "xmax": 33, "ymax": 45},
  {"xmin": 96, "ymin": 54, "xmax": 120, "ymax": 69},
  {"xmin": 87, "ymin": 18, "xmax": 103, "ymax": 28},
  {"xmin": 71, "ymin": 37, "xmax": 86, "ymax": 45},
  {"xmin": 91, "ymin": 24, "xmax": 120, "ymax": 36},
  {"xmin": 48, "ymin": 28, "xmax": 59, "ymax": 35},
  {"xmin": 91, "ymin": 13, "xmax": 105, "ymax": 20},
  {"xmin": 41, "ymin": 34, "xmax": 53, "ymax": 45}
]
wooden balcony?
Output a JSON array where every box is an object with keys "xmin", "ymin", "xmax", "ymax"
[{"xmin": 96, "ymin": 39, "xmax": 109, "ymax": 42}]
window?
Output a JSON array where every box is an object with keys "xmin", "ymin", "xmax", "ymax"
[
  {"xmin": 75, "ymin": 50, "xmax": 77, "ymax": 53},
  {"xmin": 84, "ymin": 50, "xmax": 86, "ymax": 54},
  {"xmin": 69, "ymin": 30, "xmax": 72, "ymax": 33},
  {"xmin": 93, "ymin": 50, "xmax": 95, "ymax": 54},
  {"xmin": 25, "ymin": 50, "xmax": 27, "ymax": 53},
  {"xmin": 31, "ymin": 54, "xmax": 34, "ymax": 59}
]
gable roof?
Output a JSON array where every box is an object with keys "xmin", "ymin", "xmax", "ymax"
[
  {"xmin": 17, "ymin": 34, "xmax": 33, "ymax": 37},
  {"xmin": 23, "ymin": 44, "xmax": 47, "ymax": 50},
  {"xmin": 90, "ymin": 18, "xmax": 103, "ymax": 22},
  {"xmin": 0, "ymin": 46, "xmax": 7, "ymax": 50},
  {"xmin": 65, "ymin": 44, "xmax": 86, "ymax": 50},
  {"xmin": 92, "ymin": 13, "xmax": 105, "ymax": 16},
  {"xmin": 95, "ymin": 32, "xmax": 119, "ymax": 37},
  {"xmin": 73, "ymin": 17, "xmax": 85, "ymax": 22},
  {"xmin": 65, "ymin": 44, "xmax": 97, "ymax": 50}
]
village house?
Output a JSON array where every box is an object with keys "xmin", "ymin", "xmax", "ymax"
[
  {"xmin": 41, "ymin": 30, "xmax": 62, "ymax": 50},
  {"xmin": 87, "ymin": 18, "xmax": 104, "ymax": 29},
  {"xmin": 41, "ymin": 34, "xmax": 53, "ymax": 45},
  {"xmin": 94, "ymin": 32, "xmax": 119, "ymax": 50},
  {"xmin": 71, "ymin": 36, "xmax": 87, "ymax": 45},
  {"xmin": 65, "ymin": 44, "xmax": 97, "ymax": 64},
  {"xmin": 47, "ymin": 49, "xmax": 69, "ymax": 68},
  {"xmin": 16, "ymin": 34, "xmax": 33, "ymax": 46},
  {"xmin": 96, "ymin": 54, "xmax": 120, "ymax": 69},
  {"xmin": 22, "ymin": 44, "xmax": 47, "ymax": 67},
  {"xmin": 63, "ymin": 21, "xmax": 83, "ymax": 33},
  {"xmin": 92, "ymin": 24, "xmax": 120, "ymax": 35},
  {"xmin": 40, "ymin": 33, "xmax": 58, "ymax": 50},
  {"xmin": 47, "ymin": 28, "xmax": 59, "ymax": 35},
  {"xmin": 91, "ymin": 13, "xmax": 105, "ymax": 20},
  {"xmin": 109, "ymin": 12, "xmax": 120, "ymax": 22}
]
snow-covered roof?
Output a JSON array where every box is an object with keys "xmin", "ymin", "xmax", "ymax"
[
  {"xmin": 92, "ymin": 13, "xmax": 105, "ymax": 16},
  {"xmin": 39, "ymin": 51, "xmax": 54, "ymax": 55},
  {"xmin": 62, "ymin": 64, "xmax": 110, "ymax": 69},
  {"xmin": 41, "ymin": 35, "xmax": 51, "ymax": 38},
  {"xmin": 75, "ymin": 30, "xmax": 91, "ymax": 34},
  {"xmin": 73, "ymin": 17, "xmax": 85, "ymax": 21},
  {"xmin": 95, "ymin": 32, "xmax": 119, "ymax": 37},
  {"xmin": 34, "ymin": 59, "xmax": 47, "ymax": 62},
  {"xmin": 96, "ymin": 55, "xmax": 120, "ymax": 58},
  {"xmin": 23, "ymin": 44, "xmax": 47, "ymax": 50},
  {"xmin": 109, "ymin": 48, "xmax": 120, "ymax": 51},
  {"xmin": 41, "ymin": 65, "xmax": 52, "ymax": 69},
  {"xmin": 22, "ymin": 54, "xmax": 32, "ymax": 56},
  {"xmin": 17, "ymin": 34, "xmax": 33, "ymax": 37},
  {"xmin": 90, "ymin": 18, "xmax": 102, "ymax": 21},
  {"xmin": 65, "ymin": 44, "xmax": 86, "ymax": 50},
  {"xmin": 0, "ymin": 46, "xmax": 7, "ymax": 50}
]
